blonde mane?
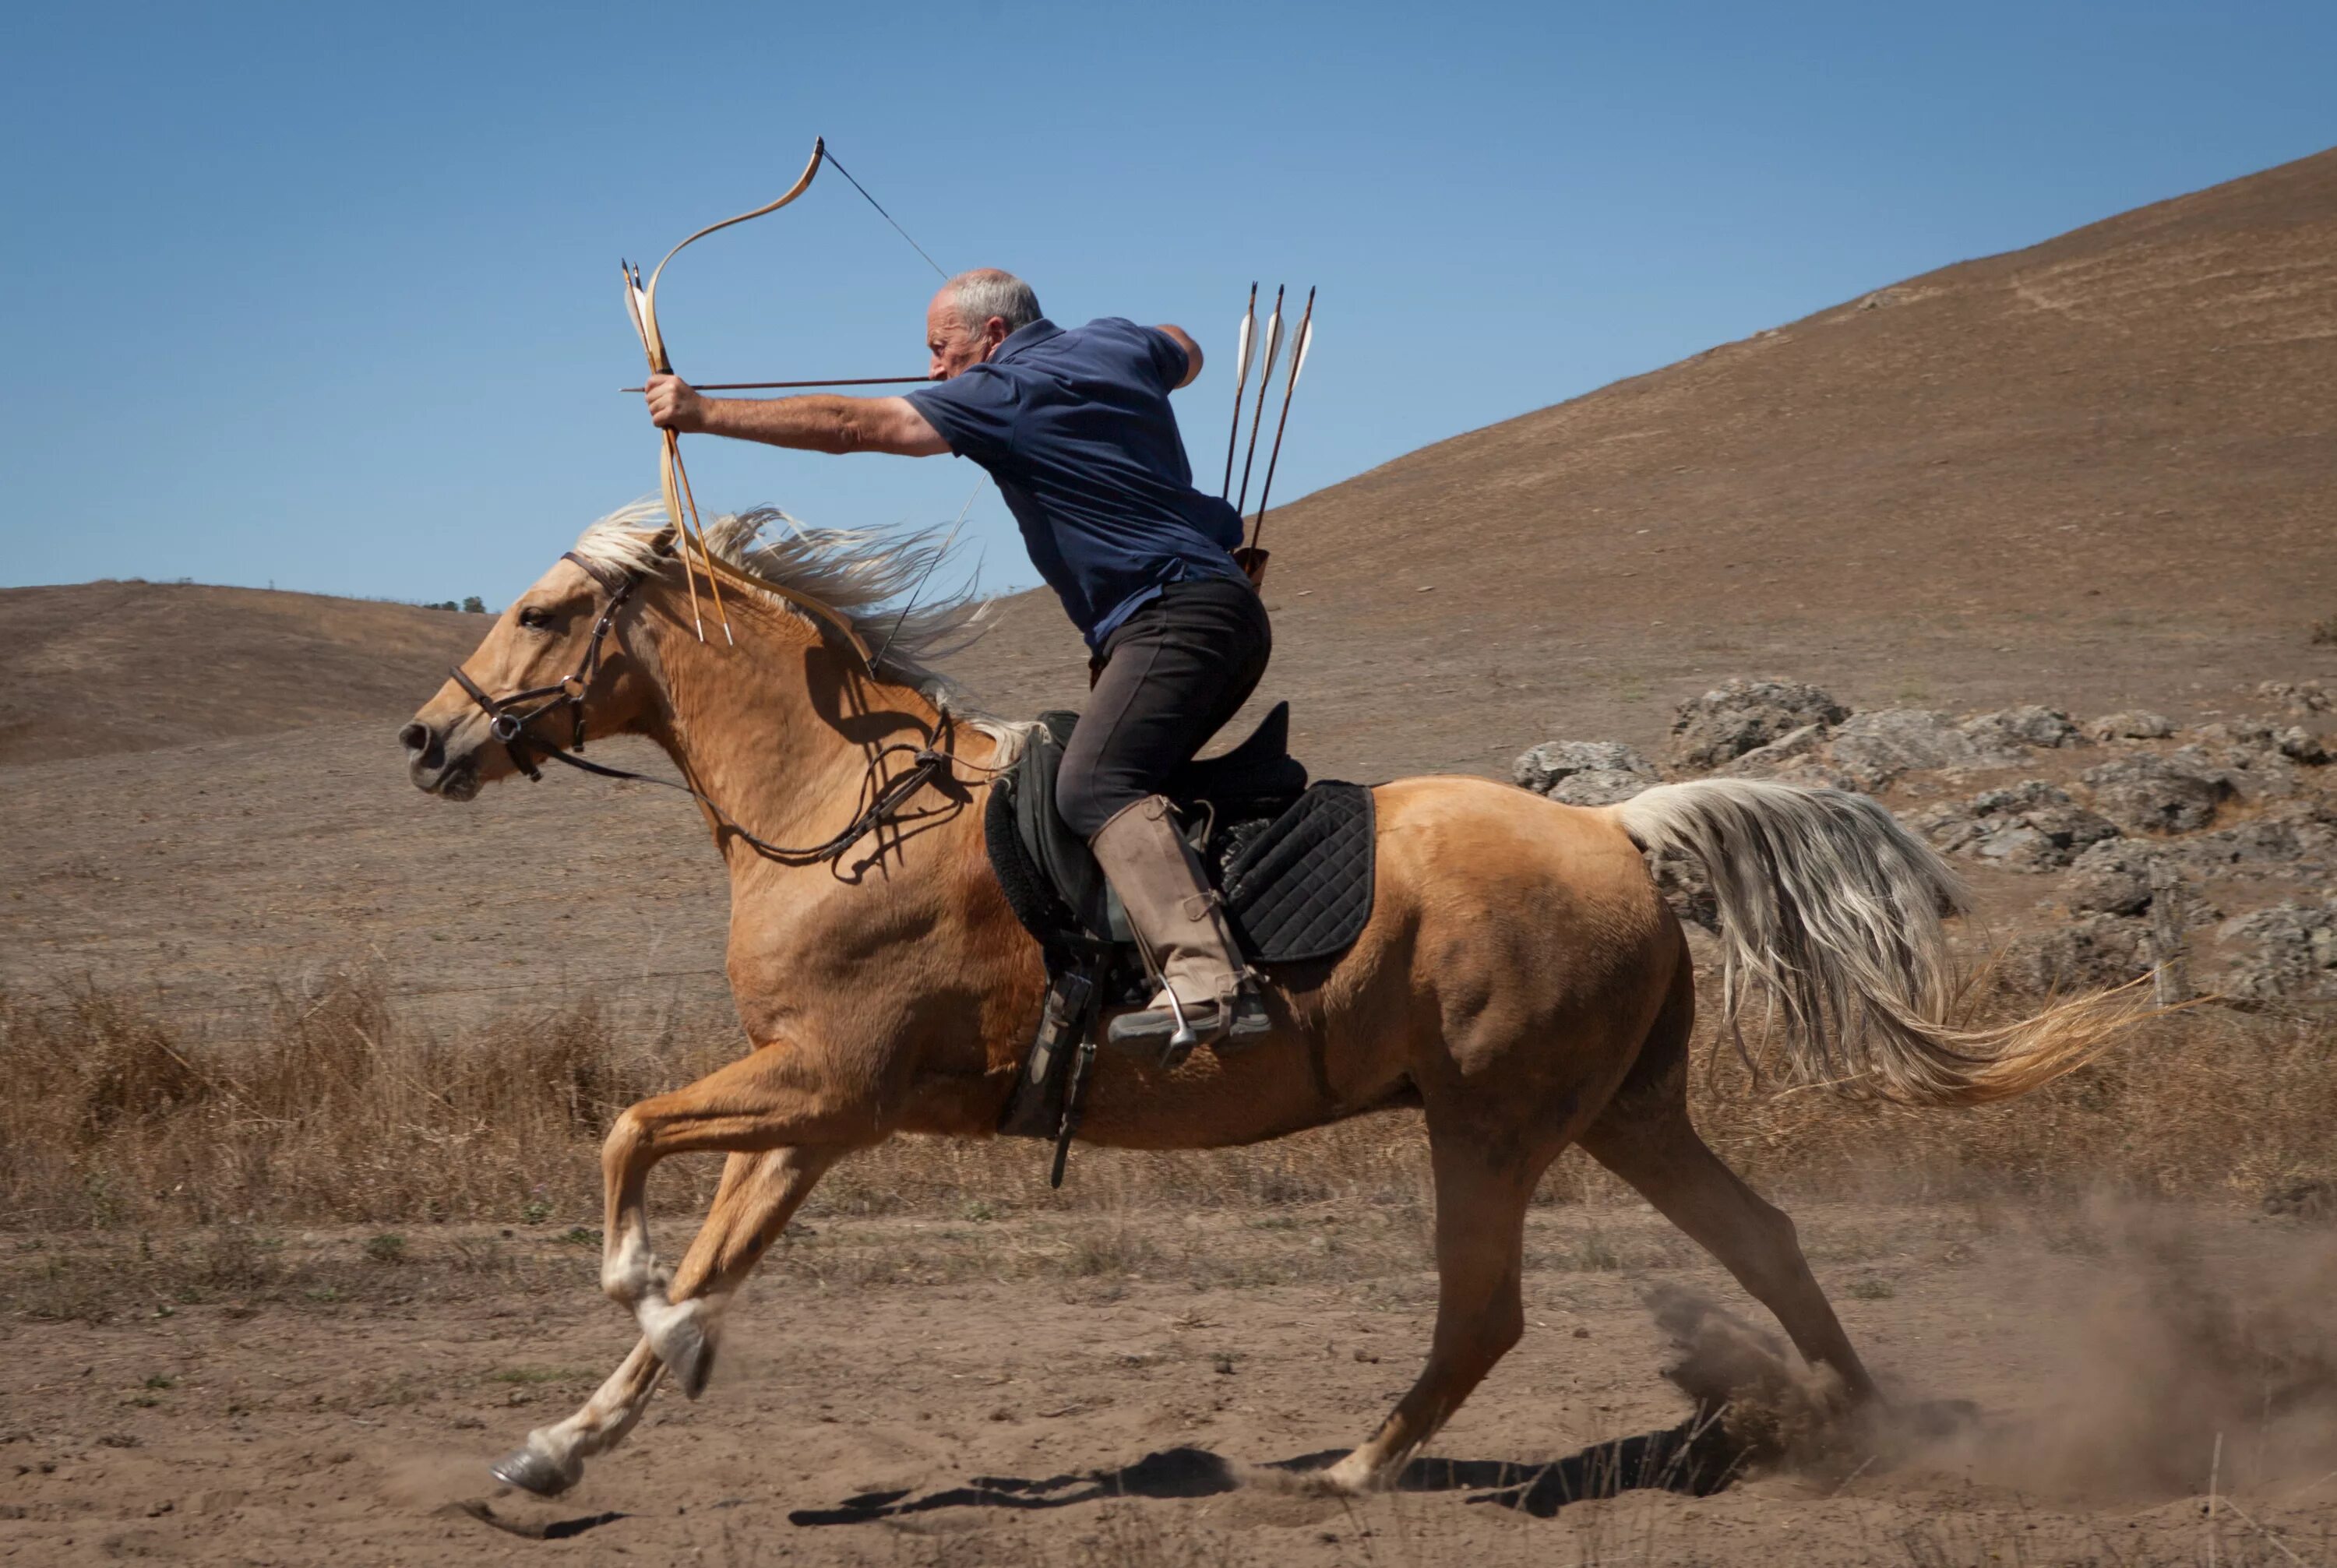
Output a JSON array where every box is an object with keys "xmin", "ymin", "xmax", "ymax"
[{"xmin": 568, "ymin": 500, "xmax": 1030, "ymax": 757}]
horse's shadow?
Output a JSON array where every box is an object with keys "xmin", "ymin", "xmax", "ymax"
[{"xmin": 785, "ymin": 1412, "xmax": 1746, "ymax": 1527}]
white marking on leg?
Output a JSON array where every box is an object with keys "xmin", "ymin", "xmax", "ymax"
[
  {"xmin": 530, "ymin": 1341, "xmax": 664, "ymax": 1478},
  {"xmin": 601, "ymin": 1221, "xmax": 661, "ymax": 1306},
  {"xmin": 636, "ymin": 1287, "xmax": 731, "ymax": 1397}
]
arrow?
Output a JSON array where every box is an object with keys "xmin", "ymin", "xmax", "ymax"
[
  {"xmin": 1220, "ymin": 282, "xmax": 1257, "ymax": 499},
  {"xmin": 1232, "ymin": 284, "xmax": 1285, "ymax": 519},
  {"xmin": 621, "ymin": 375, "xmax": 930, "ymax": 393}
]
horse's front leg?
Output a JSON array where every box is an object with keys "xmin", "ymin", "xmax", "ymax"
[
  {"xmin": 598, "ymin": 1043, "xmax": 876, "ymax": 1379},
  {"xmin": 498, "ymin": 1141, "xmax": 844, "ymax": 1496}
]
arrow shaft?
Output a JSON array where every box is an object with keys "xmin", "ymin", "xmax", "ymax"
[
  {"xmin": 1220, "ymin": 282, "xmax": 1256, "ymax": 499},
  {"xmin": 1234, "ymin": 284, "xmax": 1286, "ymax": 516},
  {"xmin": 622, "ymin": 375, "xmax": 931, "ymax": 393}
]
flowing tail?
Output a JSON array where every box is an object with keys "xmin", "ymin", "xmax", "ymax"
[{"xmin": 1612, "ymin": 778, "xmax": 2145, "ymax": 1107}]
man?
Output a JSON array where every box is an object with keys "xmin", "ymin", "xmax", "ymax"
[{"xmin": 644, "ymin": 268, "xmax": 1271, "ymax": 1048}]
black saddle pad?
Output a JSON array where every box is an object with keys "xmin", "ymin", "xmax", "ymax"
[{"xmin": 983, "ymin": 705, "xmax": 1374, "ymax": 967}]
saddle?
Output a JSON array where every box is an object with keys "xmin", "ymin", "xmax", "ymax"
[{"xmin": 983, "ymin": 703, "xmax": 1376, "ymax": 1178}]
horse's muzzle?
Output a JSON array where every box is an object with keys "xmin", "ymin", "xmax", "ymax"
[{"xmin": 400, "ymin": 718, "xmax": 482, "ymax": 800}]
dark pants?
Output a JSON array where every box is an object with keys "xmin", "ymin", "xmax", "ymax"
[{"xmin": 1056, "ymin": 576, "xmax": 1273, "ymax": 839}]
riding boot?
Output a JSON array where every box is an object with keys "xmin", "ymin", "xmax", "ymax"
[{"xmin": 1087, "ymin": 795, "xmax": 1270, "ymax": 1058}]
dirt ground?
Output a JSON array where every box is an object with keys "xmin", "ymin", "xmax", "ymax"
[{"xmin": 7, "ymin": 1198, "xmax": 2336, "ymax": 1566}]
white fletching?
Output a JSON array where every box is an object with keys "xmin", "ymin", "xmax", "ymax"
[
  {"xmin": 1292, "ymin": 320, "xmax": 1314, "ymax": 386},
  {"xmin": 1234, "ymin": 312, "xmax": 1254, "ymax": 385},
  {"xmin": 1259, "ymin": 309, "xmax": 1285, "ymax": 382}
]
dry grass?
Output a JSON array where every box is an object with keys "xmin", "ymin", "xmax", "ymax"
[{"xmin": 3, "ymin": 971, "xmax": 2332, "ymax": 1241}]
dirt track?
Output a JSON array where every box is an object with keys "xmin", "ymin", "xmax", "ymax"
[{"xmin": 9, "ymin": 1198, "xmax": 2335, "ymax": 1566}]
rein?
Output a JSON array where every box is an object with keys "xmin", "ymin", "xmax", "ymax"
[{"xmin": 448, "ymin": 551, "xmax": 970, "ymax": 865}]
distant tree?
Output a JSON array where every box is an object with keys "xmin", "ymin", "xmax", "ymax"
[{"xmin": 462, "ymin": 596, "xmax": 486, "ymax": 614}]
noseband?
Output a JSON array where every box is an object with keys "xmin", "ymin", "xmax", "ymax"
[{"xmin": 444, "ymin": 550, "xmax": 972, "ymax": 865}]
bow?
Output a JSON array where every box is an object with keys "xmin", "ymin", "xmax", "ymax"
[{"xmin": 622, "ymin": 136, "xmax": 874, "ymax": 661}]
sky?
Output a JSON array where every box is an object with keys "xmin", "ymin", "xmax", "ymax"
[{"xmin": 2, "ymin": 1, "xmax": 2332, "ymax": 607}]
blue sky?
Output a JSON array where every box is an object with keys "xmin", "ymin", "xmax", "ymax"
[{"xmin": 2, "ymin": 1, "xmax": 2330, "ymax": 605}]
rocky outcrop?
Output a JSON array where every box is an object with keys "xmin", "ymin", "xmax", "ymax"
[
  {"xmin": 1514, "ymin": 740, "xmax": 1661, "ymax": 805},
  {"xmin": 1516, "ymin": 674, "xmax": 2337, "ymax": 1006},
  {"xmin": 1909, "ymin": 780, "xmax": 2120, "ymax": 872},
  {"xmin": 1667, "ymin": 680, "xmax": 1848, "ymax": 771},
  {"xmin": 2084, "ymin": 710, "xmax": 2175, "ymax": 742},
  {"xmin": 2259, "ymin": 680, "xmax": 2333, "ymax": 717},
  {"xmin": 2080, "ymin": 753, "xmax": 2236, "ymax": 835},
  {"xmin": 2002, "ymin": 913, "xmax": 2152, "ymax": 992},
  {"xmin": 1962, "ymin": 705, "xmax": 2081, "ymax": 752},
  {"xmin": 2217, "ymin": 901, "xmax": 2337, "ymax": 1002},
  {"xmin": 2062, "ymin": 840, "xmax": 2161, "ymax": 916},
  {"xmin": 1826, "ymin": 709, "xmax": 2025, "ymax": 789}
]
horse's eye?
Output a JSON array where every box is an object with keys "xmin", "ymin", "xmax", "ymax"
[{"xmin": 517, "ymin": 606, "xmax": 553, "ymax": 631}]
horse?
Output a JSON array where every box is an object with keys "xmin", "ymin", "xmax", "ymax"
[{"xmin": 399, "ymin": 502, "xmax": 2136, "ymax": 1499}]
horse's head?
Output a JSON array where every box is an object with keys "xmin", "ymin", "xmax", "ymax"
[{"xmin": 400, "ymin": 544, "xmax": 664, "ymax": 801}]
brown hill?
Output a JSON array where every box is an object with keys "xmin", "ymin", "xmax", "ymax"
[
  {"xmin": 946, "ymin": 147, "xmax": 2337, "ymax": 777},
  {"xmin": 0, "ymin": 581, "xmax": 485, "ymax": 766}
]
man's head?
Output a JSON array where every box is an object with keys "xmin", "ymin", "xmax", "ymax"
[{"xmin": 926, "ymin": 269, "xmax": 1042, "ymax": 379}]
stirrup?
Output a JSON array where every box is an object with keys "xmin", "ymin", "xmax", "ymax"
[{"xmin": 1105, "ymin": 988, "xmax": 1271, "ymax": 1066}]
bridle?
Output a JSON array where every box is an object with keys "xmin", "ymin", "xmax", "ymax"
[
  {"xmin": 445, "ymin": 551, "xmax": 970, "ymax": 865},
  {"xmin": 449, "ymin": 551, "xmax": 637, "ymax": 782}
]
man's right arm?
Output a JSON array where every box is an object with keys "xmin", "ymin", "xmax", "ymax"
[{"xmin": 647, "ymin": 377, "xmax": 948, "ymax": 456}]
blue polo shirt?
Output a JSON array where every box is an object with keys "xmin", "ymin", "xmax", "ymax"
[{"xmin": 904, "ymin": 317, "xmax": 1250, "ymax": 649}]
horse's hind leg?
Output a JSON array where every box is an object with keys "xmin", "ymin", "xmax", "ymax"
[
  {"xmin": 1323, "ymin": 1136, "xmax": 1539, "ymax": 1491},
  {"xmin": 1576, "ymin": 965, "xmax": 1877, "ymax": 1403}
]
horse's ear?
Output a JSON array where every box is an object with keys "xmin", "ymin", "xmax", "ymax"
[{"xmin": 650, "ymin": 528, "xmax": 679, "ymax": 558}]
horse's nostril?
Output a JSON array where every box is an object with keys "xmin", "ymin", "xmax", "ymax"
[{"xmin": 399, "ymin": 721, "xmax": 432, "ymax": 757}]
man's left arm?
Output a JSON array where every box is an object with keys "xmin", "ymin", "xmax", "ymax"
[
  {"xmin": 646, "ymin": 376, "xmax": 948, "ymax": 456},
  {"xmin": 1153, "ymin": 326, "xmax": 1204, "ymax": 389}
]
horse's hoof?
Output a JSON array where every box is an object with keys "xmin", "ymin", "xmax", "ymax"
[
  {"xmin": 663, "ymin": 1320, "xmax": 715, "ymax": 1401},
  {"xmin": 490, "ymin": 1444, "xmax": 580, "ymax": 1497}
]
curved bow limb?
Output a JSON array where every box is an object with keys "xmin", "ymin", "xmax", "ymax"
[
  {"xmin": 637, "ymin": 136, "xmax": 827, "ymax": 374},
  {"xmin": 628, "ymin": 138, "xmax": 827, "ymax": 645}
]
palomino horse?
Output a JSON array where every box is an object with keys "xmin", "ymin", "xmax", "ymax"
[{"xmin": 400, "ymin": 503, "xmax": 2133, "ymax": 1499}]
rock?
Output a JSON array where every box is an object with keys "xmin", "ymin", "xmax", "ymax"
[
  {"xmin": 2215, "ymin": 900, "xmax": 2337, "ymax": 1002},
  {"xmin": 1514, "ymin": 741, "xmax": 1659, "ymax": 805},
  {"xmin": 1668, "ymin": 679, "xmax": 1848, "ymax": 771},
  {"xmin": 2079, "ymin": 753, "xmax": 2235, "ymax": 835},
  {"xmin": 2174, "ymin": 819, "xmax": 2319, "ymax": 872},
  {"xmin": 2258, "ymin": 680, "xmax": 2333, "ymax": 716},
  {"xmin": 1828, "ymin": 709, "xmax": 2024, "ymax": 789},
  {"xmin": 2000, "ymin": 913, "xmax": 2152, "ymax": 994},
  {"xmin": 2084, "ymin": 711, "xmax": 2175, "ymax": 742},
  {"xmin": 2276, "ymin": 726, "xmax": 2331, "ymax": 766},
  {"xmin": 1553, "ymin": 770, "xmax": 1658, "ymax": 806},
  {"xmin": 1961, "ymin": 705, "xmax": 2081, "ymax": 752},
  {"xmin": 2063, "ymin": 840, "xmax": 2160, "ymax": 916},
  {"xmin": 1912, "ymin": 780, "xmax": 2118, "ymax": 871},
  {"xmin": 1645, "ymin": 847, "xmax": 1718, "ymax": 932},
  {"xmin": 1717, "ymin": 723, "xmax": 1826, "ymax": 777},
  {"xmin": 1906, "ymin": 798, "xmax": 1983, "ymax": 854}
]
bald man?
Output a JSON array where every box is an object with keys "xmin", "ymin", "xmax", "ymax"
[{"xmin": 645, "ymin": 269, "xmax": 1271, "ymax": 1052}]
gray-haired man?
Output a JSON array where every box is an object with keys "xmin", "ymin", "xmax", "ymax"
[{"xmin": 647, "ymin": 270, "xmax": 1271, "ymax": 1048}]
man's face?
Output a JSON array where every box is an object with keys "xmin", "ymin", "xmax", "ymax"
[{"xmin": 925, "ymin": 292, "xmax": 1006, "ymax": 379}]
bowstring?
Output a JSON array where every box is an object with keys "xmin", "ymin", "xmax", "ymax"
[{"xmin": 823, "ymin": 147, "xmax": 950, "ymax": 281}]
